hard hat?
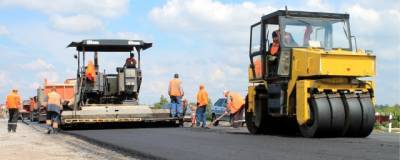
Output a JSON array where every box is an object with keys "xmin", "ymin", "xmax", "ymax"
[
  {"xmin": 223, "ymin": 90, "xmax": 229, "ymax": 96},
  {"xmin": 12, "ymin": 88, "xmax": 18, "ymax": 93}
]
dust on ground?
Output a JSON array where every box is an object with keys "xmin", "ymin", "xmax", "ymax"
[{"xmin": 0, "ymin": 118, "xmax": 136, "ymax": 160}]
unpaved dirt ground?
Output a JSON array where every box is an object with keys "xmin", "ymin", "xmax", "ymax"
[{"xmin": 0, "ymin": 118, "xmax": 136, "ymax": 160}]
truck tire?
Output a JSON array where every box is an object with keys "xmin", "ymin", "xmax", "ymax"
[{"xmin": 299, "ymin": 93, "xmax": 332, "ymax": 138}]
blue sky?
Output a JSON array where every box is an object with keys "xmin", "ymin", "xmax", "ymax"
[{"xmin": 0, "ymin": 0, "xmax": 399, "ymax": 105}]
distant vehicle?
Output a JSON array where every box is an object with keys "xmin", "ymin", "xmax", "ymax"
[{"xmin": 211, "ymin": 98, "xmax": 230, "ymax": 126}]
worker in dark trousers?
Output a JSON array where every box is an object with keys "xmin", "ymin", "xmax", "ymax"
[
  {"xmin": 46, "ymin": 87, "xmax": 63, "ymax": 134},
  {"xmin": 5, "ymin": 89, "xmax": 21, "ymax": 133},
  {"xmin": 196, "ymin": 84, "xmax": 208, "ymax": 128},
  {"xmin": 168, "ymin": 73, "xmax": 184, "ymax": 118}
]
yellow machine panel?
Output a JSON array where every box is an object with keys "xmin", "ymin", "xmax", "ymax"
[{"xmin": 293, "ymin": 48, "xmax": 376, "ymax": 77}]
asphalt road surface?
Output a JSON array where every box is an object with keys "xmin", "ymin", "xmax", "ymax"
[{"xmin": 65, "ymin": 126, "xmax": 400, "ymax": 160}]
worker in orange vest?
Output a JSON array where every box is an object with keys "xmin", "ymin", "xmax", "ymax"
[
  {"xmin": 267, "ymin": 30, "xmax": 281, "ymax": 76},
  {"xmin": 224, "ymin": 90, "xmax": 245, "ymax": 128},
  {"xmin": 168, "ymin": 73, "xmax": 184, "ymax": 118},
  {"xmin": 85, "ymin": 60, "xmax": 96, "ymax": 82},
  {"xmin": 5, "ymin": 89, "xmax": 21, "ymax": 132},
  {"xmin": 196, "ymin": 84, "xmax": 208, "ymax": 128},
  {"xmin": 45, "ymin": 87, "xmax": 63, "ymax": 134},
  {"xmin": 125, "ymin": 53, "xmax": 137, "ymax": 68}
]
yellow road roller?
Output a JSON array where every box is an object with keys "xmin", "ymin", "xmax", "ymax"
[{"xmin": 245, "ymin": 10, "xmax": 376, "ymax": 137}]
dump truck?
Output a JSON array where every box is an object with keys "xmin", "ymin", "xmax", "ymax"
[
  {"xmin": 61, "ymin": 39, "xmax": 179, "ymax": 126},
  {"xmin": 245, "ymin": 10, "xmax": 375, "ymax": 137},
  {"xmin": 33, "ymin": 79, "xmax": 75, "ymax": 122}
]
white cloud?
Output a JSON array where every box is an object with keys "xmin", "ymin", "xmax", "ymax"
[
  {"xmin": 22, "ymin": 58, "xmax": 54, "ymax": 71},
  {"xmin": 50, "ymin": 14, "xmax": 103, "ymax": 33},
  {"xmin": 0, "ymin": 0, "xmax": 128, "ymax": 18},
  {"xmin": 347, "ymin": 4, "xmax": 380, "ymax": 32},
  {"xmin": 29, "ymin": 82, "xmax": 40, "ymax": 90},
  {"xmin": 116, "ymin": 32, "xmax": 142, "ymax": 40},
  {"xmin": 21, "ymin": 58, "xmax": 59, "ymax": 83},
  {"xmin": 37, "ymin": 71, "xmax": 59, "ymax": 83},
  {"xmin": 147, "ymin": 0, "xmax": 400, "ymax": 105},
  {"xmin": 304, "ymin": 0, "xmax": 333, "ymax": 11},
  {"xmin": 0, "ymin": 25, "xmax": 9, "ymax": 36},
  {"xmin": 210, "ymin": 67, "xmax": 226, "ymax": 82},
  {"xmin": 149, "ymin": 0, "xmax": 275, "ymax": 45},
  {"xmin": 345, "ymin": 4, "xmax": 400, "ymax": 60},
  {"xmin": 0, "ymin": 0, "xmax": 128, "ymax": 33}
]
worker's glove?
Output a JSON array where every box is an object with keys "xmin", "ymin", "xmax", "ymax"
[
  {"xmin": 267, "ymin": 55, "xmax": 277, "ymax": 61},
  {"xmin": 224, "ymin": 109, "xmax": 231, "ymax": 114}
]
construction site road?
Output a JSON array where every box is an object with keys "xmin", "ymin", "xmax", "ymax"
[{"xmin": 64, "ymin": 125, "xmax": 400, "ymax": 160}]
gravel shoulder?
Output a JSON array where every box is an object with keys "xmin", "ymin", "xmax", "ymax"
[{"xmin": 0, "ymin": 118, "xmax": 135, "ymax": 160}]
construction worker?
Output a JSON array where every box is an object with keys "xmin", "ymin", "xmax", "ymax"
[
  {"xmin": 85, "ymin": 60, "xmax": 96, "ymax": 82},
  {"xmin": 223, "ymin": 90, "xmax": 245, "ymax": 128},
  {"xmin": 29, "ymin": 97, "xmax": 36, "ymax": 112},
  {"xmin": 168, "ymin": 73, "xmax": 184, "ymax": 118},
  {"xmin": 303, "ymin": 25, "xmax": 313, "ymax": 46},
  {"xmin": 181, "ymin": 96, "xmax": 188, "ymax": 116},
  {"xmin": 45, "ymin": 87, "xmax": 62, "ymax": 134},
  {"xmin": 269, "ymin": 30, "xmax": 280, "ymax": 56},
  {"xmin": 5, "ymin": 89, "xmax": 21, "ymax": 132},
  {"xmin": 125, "ymin": 53, "xmax": 137, "ymax": 68},
  {"xmin": 196, "ymin": 84, "xmax": 208, "ymax": 128},
  {"xmin": 274, "ymin": 28, "xmax": 297, "ymax": 47},
  {"xmin": 267, "ymin": 30, "xmax": 282, "ymax": 76}
]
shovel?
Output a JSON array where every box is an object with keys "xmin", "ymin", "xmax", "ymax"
[{"xmin": 207, "ymin": 112, "xmax": 229, "ymax": 128}]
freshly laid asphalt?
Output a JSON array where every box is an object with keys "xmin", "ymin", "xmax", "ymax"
[{"xmin": 64, "ymin": 126, "xmax": 400, "ymax": 160}]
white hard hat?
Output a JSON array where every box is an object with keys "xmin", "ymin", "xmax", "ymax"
[{"xmin": 223, "ymin": 90, "xmax": 229, "ymax": 96}]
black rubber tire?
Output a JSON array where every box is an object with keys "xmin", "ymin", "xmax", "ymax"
[
  {"xmin": 342, "ymin": 93, "xmax": 363, "ymax": 137},
  {"xmin": 245, "ymin": 95, "xmax": 263, "ymax": 134},
  {"xmin": 327, "ymin": 93, "xmax": 346, "ymax": 136},
  {"xmin": 299, "ymin": 93, "xmax": 332, "ymax": 138},
  {"xmin": 357, "ymin": 93, "xmax": 375, "ymax": 137}
]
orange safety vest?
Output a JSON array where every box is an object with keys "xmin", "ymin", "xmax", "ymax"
[
  {"xmin": 196, "ymin": 86, "xmax": 208, "ymax": 107},
  {"xmin": 86, "ymin": 61, "xmax": 96, "ymax": 81},
  {"xmin": 254, "ymin": 59, "xmax": 262, "ymax": 77},
  {"xmin": 6, "ymin": 92, "xmax": 21, "ymax": 109},
  {"xmin": 169, "ymin": 78, "xmax": 182, "ymax": 96},
  {"xmin": 270, "ymin": 42, "xmax": 280, "ymax": 56},
  {"xmin": 47, "ymin": 91, "xmax": 62, "ymax": 107},
  {"xmin": 227, "ymin": 92, "xmax": 244, "ymax": 114}
]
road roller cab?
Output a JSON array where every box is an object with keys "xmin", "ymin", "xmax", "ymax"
[{"xmin": 246, "ymin": 10, "xmax": 376, "ymax": 137}]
